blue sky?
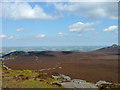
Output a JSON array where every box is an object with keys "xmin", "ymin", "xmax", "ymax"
[{"xmin": 1, "ymin": 2, "xmax": 118, "ymax": 47}]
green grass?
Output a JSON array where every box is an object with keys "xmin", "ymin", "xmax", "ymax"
[
  {"xmin": 2, "ymin": 68, "xmax": 65, "ymax": 88},
  {"xmin": 3, "ymin": 78, "xmax": 64, "ymax": 88}
]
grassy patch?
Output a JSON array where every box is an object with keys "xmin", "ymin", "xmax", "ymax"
[{"xmin": 2, "ymin": 69, "xmax": 65, "ymax": 88}]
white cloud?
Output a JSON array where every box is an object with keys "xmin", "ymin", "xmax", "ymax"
[
  {"xmin": 103, "ymin": 25, "xmax": 118, "ymax": 32},
  {"xmin": 58, "ymin": 32, "xmax": 63, "ymax": 36},
  {"xmin": 8, "ymin": 36, "xmax": 14, "ymax": 39},
  {"xmin": 16, "ymin": 28, "xmax": 24, "ymax": 31},
  {"xmin": 36, "ymin": 34, "xmax": 45, "ymax": 38},
  {"xmin": 54, "ymin": 2, "xmax": 117, "ymax": 19},
  {"xmin": 69, "ymin": 22, "xmax": 98, "ymax": 33},
  {"xmin": 2, "ymin": 2, "xmax": 57, "ymax": 20},
  {"xmin": 0, "ymin": 34, "xmax": 7, "ymax": 38}
]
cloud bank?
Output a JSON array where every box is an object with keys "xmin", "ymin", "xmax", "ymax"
[
  {"xmin": 1, "ymin": 2, "xmax": 118, "ymax": 20},
  {"xmin": 103, "ymin": 26, "xmax": 118, "ymax": 33},
  {"xmin": 54, "ymin": 2, "xmax": 118, "ymax": 19},
  {"xmin": 2, "ymin": 2, "xmax": 57, "ymax": 20},
  {"xmin": 0, "ymin": 34, "xmax": 7, "ymax": 38},
  {"xmin": 69, "ymin": 22, "xmax": 98, "ymax": 33}
]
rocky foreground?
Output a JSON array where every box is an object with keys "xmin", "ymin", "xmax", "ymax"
[
  {"xmin": 51, "ymin": 74, "xmax": 120, "ymax": 89},
  {"xmin": 52, "ymin": 74, "xmax": 98, "ymax": 88}
]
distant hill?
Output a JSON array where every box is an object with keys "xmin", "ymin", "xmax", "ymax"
[
  {"xmin": 93, "ymin": 44, "xmax": 119, "ymax": 54},
  {"xmin": 2, "ymin": 51, "xmax": 56, "ymax": 58}
]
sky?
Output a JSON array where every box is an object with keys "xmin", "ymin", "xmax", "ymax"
[{"xmin": 0, "ymin": 1, "xmax": 118, "ymax": 47}]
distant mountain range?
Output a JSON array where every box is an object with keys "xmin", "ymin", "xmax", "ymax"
[{"xmin": 2, "ymin": 44, "xmax": 119, "ymax": 58}]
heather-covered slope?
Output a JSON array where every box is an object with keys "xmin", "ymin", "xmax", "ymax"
[{"xmin": 2, "ymin": 45, "xmax": 119, "ymax": 83}]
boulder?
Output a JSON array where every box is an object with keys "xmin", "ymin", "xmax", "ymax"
[
  {"xmin": 52, "ymin": 74, "xmax": 71, "ymax": 81},
  {"xmin": 95, "ymin": 80, "xmax": 111, "ymax": 86},
  {"xmin": 60, "ymin": 74, "xmax": 71, "ymax": 81},
  {"xmin": 72, "ymin": 79, "xmax": 87, "ymax": 84},
  {"xmin": 52, "ymin": 75, "xmax": 61, "ymax": 79}
]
